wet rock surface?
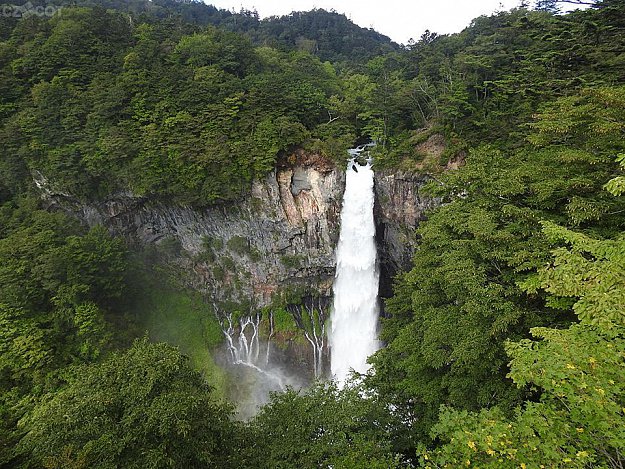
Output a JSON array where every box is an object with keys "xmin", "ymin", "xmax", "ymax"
[{"xmin": 374, "ymin": 170, "xmax": 441, "ymax": 299}]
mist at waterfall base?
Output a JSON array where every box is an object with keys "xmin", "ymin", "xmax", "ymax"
[
  {"xmin": 330, "ymin": 149, "xmax": 381, "ymax": 385},
  {"xmin": 215, "ymin": 314, "xmax": 307, "ymax": 420},
  {"xmin": 217, "ymin": 350, "xmax": 306, "ymax": 421}
]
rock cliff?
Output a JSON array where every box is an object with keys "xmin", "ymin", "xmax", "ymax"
[
  {"xmin": 37, "ymin": 150, "xmax": 441, "ymax": 383},
  {"xmin": 374, "ymin": 170, "xmax": 440, "ymax": 299},
  {"xmin": 38, "ymin": 152, "xmax": 441, "ymax": 306},
  {"xmin": 38, "ymin": 150, "xmax": 344, "ymax": 307}
]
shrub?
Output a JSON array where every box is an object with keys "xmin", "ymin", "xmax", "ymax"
[{"xmin": 227, "ymin": 236, "xmax": 250, "ymax": 255}]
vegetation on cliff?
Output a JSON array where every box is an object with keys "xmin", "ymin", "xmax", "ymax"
[{"xmin": 1, "ymin": 0, "xmax": 625, "ymax": 467}]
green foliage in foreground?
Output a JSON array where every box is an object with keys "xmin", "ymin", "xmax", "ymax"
[
  {"xmin": 521, "ymin": 222, "xmax": 625, "ymax": 326},
  {"xmin": 241, "ymin": 382, "xmax": 402, "ymax": 468},
  {"xmin": 0, "ymin": 199, "xmax": 234, "ymax": 467},
  {"xmin": 0, "ymin": 198, "xmax": 130, "ymax": 465},
  {"xmin": 373, "ymin": 81, "xmax": 625, "ymax": 466},
  {"xmin": 15, "ymin": 339, "xmax": 237, "ymax": 469},
  {"xmin": 369, "ymin": 84, "xmax": 625, "ymax": 446},
  {"xmin": 421, "ymin": 213, "xmax": 625, "ymax": 467},
  {"xmin": 423, "ymin": 324, "xmax": 625, "ymax": 468},
  {"xmin": 0, "ymin": 199, "xmax": 128, "ymax": 384}
]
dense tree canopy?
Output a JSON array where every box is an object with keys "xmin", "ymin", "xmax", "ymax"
[
  {"xmin": 0, "ymin": 198, "xmax": 129, "ymax": 465},
  {"xmin": 241, "ymin": 382, "xmax": 401, "ymax": 468},
  {"xmin": 0, "ymin": 7, "xmax": 352, "ymax": 204},
  {"xmin": 15, "ymin": 339, "xmax": 237, "ymax": 469},
  {"xmin": 1, "ymin": 0, "xmax": 625, "ymax": 467}
]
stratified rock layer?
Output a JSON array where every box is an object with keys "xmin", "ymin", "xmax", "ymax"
[{"xmin": 39, "ymin": 151, "xmax": 344, "ymax": 306}]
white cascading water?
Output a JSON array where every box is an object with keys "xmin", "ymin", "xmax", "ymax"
[
  {"xmin": 330, "ymin": 147, "xmax": 380, "ymax": 385},
  {"xmin": 217, "ymin": 310, "xmax": 292, "ymax": 419},
  {"xmin": 218, "ymin": 312, "xmax": 285, "ymax": 390}
]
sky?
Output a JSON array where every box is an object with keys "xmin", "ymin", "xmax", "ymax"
[{"xmin": 203, "ymin": 0, "xmax": 587, "ymax": 45}]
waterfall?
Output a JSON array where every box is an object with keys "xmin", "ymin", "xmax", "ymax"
[
  {"xmin": 287, "ymin": 298, "xmax": 327, "ymax": 379},
  {"xmin": 330, "ymin": 146, "xmax": 380, "ymax": 385},
  {"xmin": 220, "ymin": 312, "xmax": 261, "ymax": 365},
  {"xmin": 217, "ymin": 311, "xmax": 286, "ymax": 391}
]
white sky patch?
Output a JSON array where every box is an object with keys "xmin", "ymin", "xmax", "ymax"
[{"xmin": 203, "ymin": 0, "xmax": 589, "ymax": 45}]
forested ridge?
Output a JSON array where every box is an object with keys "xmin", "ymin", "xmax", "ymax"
[{"xmin": 1, "ymin": 0, "xmax": 625, "ymax": 467}]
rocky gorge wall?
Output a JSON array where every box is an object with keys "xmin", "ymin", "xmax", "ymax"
[
  {"xmin": 38, "ymin": 150, "xmax": 344, "ymax": 307},
  {"xmin": 36, "ymin": 150, "xmax": 440, "ymax": 384},
  {"xmin": 37, "ymin": 150, "xmax": 440, "ymax": 309},
  {"xmin": 374, "ymin": 170, "xmax": 441, "ymax": 300}
]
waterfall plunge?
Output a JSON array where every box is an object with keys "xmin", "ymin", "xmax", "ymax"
[{"xmin": 330, "ymin": 149, "xmax": 380, "ymax": 385}]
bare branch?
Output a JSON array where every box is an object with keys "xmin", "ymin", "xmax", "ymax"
[
  {"xmin": 556, "ymin": 0, "xmax": 600, "ymax": 5},
  {"xmin": 327, "ymin": 110, "xmax": 340, "ymax": 123}
]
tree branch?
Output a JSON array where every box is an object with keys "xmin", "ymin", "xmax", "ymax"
[{"xmin": 556, "ymin": 0, "xmax": 601, "ymax": 6}]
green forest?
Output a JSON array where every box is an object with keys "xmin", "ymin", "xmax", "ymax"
[{"xmin": 1, "ymin": 0, "xmax": 625, "ymax": 467}]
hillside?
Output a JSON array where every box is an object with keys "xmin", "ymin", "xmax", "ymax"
[
  {"xmin": 1, "ymin": 0, "xmax": 625, "ymax": 467},
  {"xmin": 14, "ymin": 0, "xmax": 399, "ymax": 63}
]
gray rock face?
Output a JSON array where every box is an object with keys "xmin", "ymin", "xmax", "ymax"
[
  {"xmin": 37, "ymin": 156, "xmax": 439, "ymax": 307},
  {"xmin": 290, "ymin": 166, "xmax": 313, "ymax": 196},
  {"xmin": 39, "ymin": 157, "xmax": 344, "ymax": 307},
  {"xmin": 374, "ymin": 170, "xmax": 441, "ymax": 297}
]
